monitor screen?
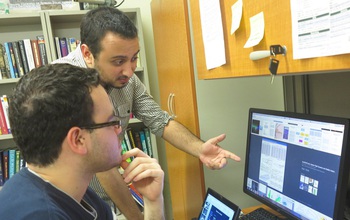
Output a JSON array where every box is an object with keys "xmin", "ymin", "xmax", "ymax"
[{"xmin": 243, "ymin": 108, "xmax": 350, "ymax": 220}]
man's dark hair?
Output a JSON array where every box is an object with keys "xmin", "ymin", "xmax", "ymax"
[
  {"xmin": 80, "ymin": 6, "xmax": 138, "ymax": 58},
  {"xmin": 9, "ymin": 64, "xmax": 100, "ymax": 167}
]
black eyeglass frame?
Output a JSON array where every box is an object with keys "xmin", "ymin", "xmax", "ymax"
[{"xmin": 80, "ymin": 116, "xmax": 121, "ymax": 130}]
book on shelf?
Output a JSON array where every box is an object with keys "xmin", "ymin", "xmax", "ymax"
[
  {"xmin": 2, "ymin": 45, "xmax": 12, "ymax": 79},
  {"xmin": 0, "ymin": 48, "xmax": 5, "ymax": 80},
  {"xmin": 8, "ymin": 42, "xmax": 19, "ymax": 78},
  {"xmin": 54, "ymin": 37, "xmax": 62, "ymax": 59},
  {"xmin": 8, "ymin": 149, "xmax": 16, "ymax": 179},
  {"xmin": 1, "ymin": 150, "xmax": 9, "ymax": 183},
  {"xmin": 0, "ymin": 151, "xmax": 3, "ymax": 186},
  {"xmin": 30, "ymin": 39, "xmax": 42, "ymax": 68},
  {"xmin": 59, "ymin": 37, "xmax": 69, "ymax": 57},
  {"xmin": 123, "ymin": 131, "xmax": 132, "ymax": 151},
  {"xmin": 121, "ymin": 140, "xmax": 132, "ymax": 163},
  {"xmin": 3, "ymin": 42, "xmax": 17, "ymax": 78},
  {"xmin": 18, "ymin": 40, "xmax": 30, "ymax": 74},
  {"xmin": 19, "ymin": 151, "xmax": 25, "ymax": 171},
  {"xmin": 15, "ymin": 150, "xmax": 20, "ymax": 173},
  {"xmin": 1, "ymin": 95, "xmax": 10, "ymax": 134},
  {"xmin": 12, "ymin": 41, "xmax": 25, "ymax": 77},
  {"xmin": 132, "ymin": 130, "xmax": 142, "ymax": 151},
  {"xmin": 68, "ymin": 37, "xmax": 77, "ymax": 53},
  {"xmin": 127, "ymin": 128, "xmax": 136, "ymax": 149},
  {"xmin": 121, "ymin": 139, "xmax": 128, "ymax": 152},
  {"xmin": 0, "ymin": 99, "xmax": 8, "ymax": 135},
  {"xmin": 138, "ymin": 130, "xmax": 149, "ymax": 156},
  {"xmin": 36, "ymin": 35, "xmax": 48, "ymax": 65},
  {"xmin": 23, "ymin": 39, "xmax": 36, "ymax": 71},
  {"xmin": 0, "ymin": 44, "xmax": 10, "ymax": 80},
  {"xmin": 143, "ymin": 128, "xmax": 153, "ymax": 158}
]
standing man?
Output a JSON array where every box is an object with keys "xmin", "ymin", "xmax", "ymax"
[
  {"xmin": 53, "ymin": 6, "xmax": 241, "ymax": 219},
  {"xmin": 0, "ymin": 64, "xmax": 164, "ymax": 219}
]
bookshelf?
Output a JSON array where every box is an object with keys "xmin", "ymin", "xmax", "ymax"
[{"xmin": 0, "ymin": 8, "xmax": 158, "ymax": 180}]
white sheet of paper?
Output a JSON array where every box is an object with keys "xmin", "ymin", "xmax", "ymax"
[
  {"xmin": 244, "ymin": 12, "xmax": 265, "ymax": 48},
  {"xmin": 199, "ymin": 0, "xmax": 226, "ymax": 70},
  {"xmin": 230, "ymin": 0, "xmax": 243, "ymax": 35},
  {"xmin": 291, "ymin": 0, "xmax": 350, "ymax": 59}
]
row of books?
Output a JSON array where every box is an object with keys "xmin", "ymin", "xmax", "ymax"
[
  {"xmin": 0, "ymin": 148, "xmax": 26, "ymax": 186},
  {"xmin": 0, "ymin": 35, "xmax": 79, "ymax": 80},
  {"xmin": 54, "ymin": 36, "xmax": 78, "ymax": 59},
  {"xmin": 0, "ymin": 35, "xmax": 48, "ymax": 79},
  {"xmin": 123, "ymin": 127, "xmax": 153, "ymax": 158}
]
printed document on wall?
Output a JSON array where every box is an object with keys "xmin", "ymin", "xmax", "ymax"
[
  {"xmin": 290, "ymin": 0, "xmax": 350, "ymax": 59},
  {"xmin": 199, "ymin": 0, "xmax": 226, "ymax": 70},
  {"xmin": 244, "ymin": 12, "xmax": 265, "ymax": 48}
]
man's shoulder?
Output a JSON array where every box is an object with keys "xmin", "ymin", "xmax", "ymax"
[
  {"xmin": 51, "ymin": 46, "xmax": 86, "ymax": 68},
  {"xmin": 51, "ymin": 57, "xmax": 76, "ymax": 65},
  {"xmin": 51, "ymin": 55, "xmax": 83, "ymax": 67},
  {"xmin": 0, "ymin": 169, "xmax": 45, "ymax": 199},
  {"xmin": 0, "ymin": 170, "xmax": 52, "ymax": 218},
  {"xmin": 0, "ymin": 168, "xmax": 32, "ymax": 192}
]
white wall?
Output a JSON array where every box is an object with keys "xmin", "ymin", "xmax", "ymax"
[{"xmin": 194, "ymin": 75, "xmax": 285, "ymax": 208}]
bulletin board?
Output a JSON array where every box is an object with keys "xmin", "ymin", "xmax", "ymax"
[{"xmin": 189, "ymin": 0, "xmax": 350, "ymax": 80}]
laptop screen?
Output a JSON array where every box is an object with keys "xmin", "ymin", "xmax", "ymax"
[{"xmin": 198, "ymin": 188, "xmax": 240, "ymax": 220}]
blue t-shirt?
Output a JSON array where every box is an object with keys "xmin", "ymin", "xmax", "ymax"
[{"xmin": 0, "ymin": 168, "xmax": 113, "ymax": 220}]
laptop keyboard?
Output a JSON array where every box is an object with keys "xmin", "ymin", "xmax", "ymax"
[{"xmin": 239, "ymin": 208, "xmax": 283, "ymax": 220}]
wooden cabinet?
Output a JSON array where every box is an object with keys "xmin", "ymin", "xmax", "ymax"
[{"xmin": 151, "ymin": 0, "xmax": 205, "ymax": 219}]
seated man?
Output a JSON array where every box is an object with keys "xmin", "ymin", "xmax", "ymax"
[{"xmin": 0, "ymin": 63, "xmax": 164, "ymax": 219}]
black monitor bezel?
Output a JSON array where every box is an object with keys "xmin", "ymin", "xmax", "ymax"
[{"xmin": 243, "ymin": 108, "xmax": 350, "ymax": 220}]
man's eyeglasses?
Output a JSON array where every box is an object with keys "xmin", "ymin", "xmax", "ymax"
[{"xmin": 80, "ymin": 116, "xmax": 121, "ymax": 130}]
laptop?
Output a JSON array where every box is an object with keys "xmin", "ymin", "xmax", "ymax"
[{"xmin": 197, "ymin": 188, "xmax": 241, "ymax": 220}]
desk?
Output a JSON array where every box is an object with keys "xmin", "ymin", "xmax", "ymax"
[{"xmin": 242, "ymin": 205, "xmax": 286, "ymax": 219}]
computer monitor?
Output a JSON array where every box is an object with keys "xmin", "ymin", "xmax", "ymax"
[{"xmin": 243, "ymin": 108, "xmax": 350, "ymax": 220}]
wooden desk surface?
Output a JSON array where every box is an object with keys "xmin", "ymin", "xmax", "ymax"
[{"xmin": 242, "ymin": 205, "xmax": 286, "ymax": 219}]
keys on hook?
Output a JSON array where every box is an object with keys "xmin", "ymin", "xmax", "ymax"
[{"xmin": 269, "ymin": 58, "xmax": 279, "ymax": 84}]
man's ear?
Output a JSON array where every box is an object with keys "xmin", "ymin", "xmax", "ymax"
[
  {"xmin": 81, "ymin": 44, "xmax": 94, "ymax": 67},
  {"xmin": 66, "ymin": 127, "xmax": 88, "ymax": 155}
]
